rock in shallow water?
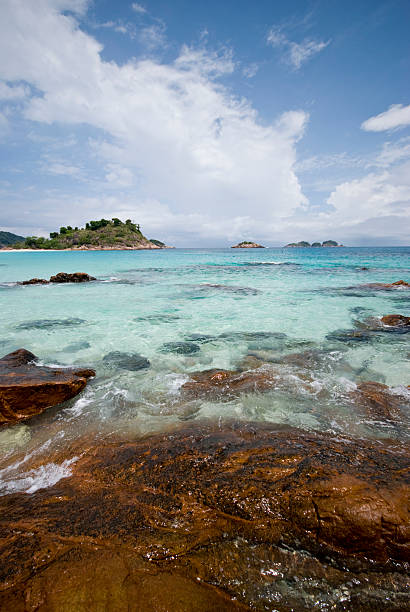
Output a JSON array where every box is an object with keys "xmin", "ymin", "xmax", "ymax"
[
  {"xmin": 181, "ymin": 368, "xmax": 275, "ymax": 399},
  {"xmin": 0, "ymin": 422, "xmax": 408, "ymax": 611},
  {"xmin": 0, "ymin": 349, "xmax": 95, "ymax": 425},
  {"xmin": 102, "ymin": 351, "xmax": 150, "ymax": 371},
  {"xmin": 15, "ymin": 318, "xmax": 86, "ymax": 330},
  {"xmin": 161, "ymin": 341, "xmax": 200, "ymax": 355}
]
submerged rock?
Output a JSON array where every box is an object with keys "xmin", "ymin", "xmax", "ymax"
[
  {"xmin": 161, "ymin": 341, "xmax": 200, "ymax": 355},
  {"xmin": 181, "ymin": 368, "xmax": 275, "ymax": 399},
  {"xmin": 0, "ymin": 423, "xmax": 408, "ymax": 611},
  {"xmin": 102, "ymin": 351, "xmax": 150, "ymax": 371},
  {"xmin": 0, "ymin": 349, "xmax": 95, "ymax": 425},
  {"xmin": 16, "ymin": 317, "xmax": 86, "ymax": 330}
]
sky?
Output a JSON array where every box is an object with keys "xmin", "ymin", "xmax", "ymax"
[{"xmin": 0, "ymin": 0, "xmax": 409, "ymax": 247}]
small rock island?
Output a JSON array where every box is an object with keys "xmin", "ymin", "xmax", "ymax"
[
  {"xmin": 284, "ymin": 240, "xmax": 342, "ymax": 248},
  {"xmin": 2, "ymin": 218, "xmax": 171, "ymax": 251},
  {"xmin": 231, "ymin": 241, "xmax": 266, "ymax": 248}
]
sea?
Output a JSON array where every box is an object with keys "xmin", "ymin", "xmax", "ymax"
[{"xmin": 0, "ymin": 246, "xmax": 409, "ymax": 494}]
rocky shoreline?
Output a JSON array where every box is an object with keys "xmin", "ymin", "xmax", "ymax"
[{"xmin": 0, "ymin": 421, "xmax": 409, "ymax": 610}]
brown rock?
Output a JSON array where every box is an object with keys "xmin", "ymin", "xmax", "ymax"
[
  {"xmin": 352, "ymin": 381, "xmax": 405, "ymax": 420},
  {"xmin": 362, "ymin": 279, "xmax": 410, "ymax": 289},
  {"xmin": 381, "ymin": 314, "xmax": 410, "ymax": 327},
  {"xmin": 0, "ymin": 349, "xmax": 95, "ymax": 425},
  {"xmin": 0, "ymin": 423, "xmax": 409, "ymax": 610},
  {"xmin": 181, "ymin": 368, "xmax": 275, "ymax": 399},
  {"xmin": 19, "ymin": 278, "xmax": 49, "ymax": 285},
  {"xmin": 49, "ymin": 272, "xmax": 96, "ymax": 283}
]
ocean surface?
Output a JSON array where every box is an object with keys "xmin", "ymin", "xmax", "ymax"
[{"xmin": 0, "ymin": 247, "xmax": 409, "ymax": 493}]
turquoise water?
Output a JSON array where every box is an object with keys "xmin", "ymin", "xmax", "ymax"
[{"xmin": 0, "ymin": 247, "xmax": 409, "ymax": 492}]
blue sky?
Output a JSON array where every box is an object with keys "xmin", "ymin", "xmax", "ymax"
[{"xmin": 0, "ymin": 0, "xmax": 409, "ymax": 246}]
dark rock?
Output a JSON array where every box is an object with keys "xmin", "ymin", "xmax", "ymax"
[
  {"xmin": 161, "ymin": 342, "xmax": 200, "ymax": 355},
  {"xmin": 16, "ymin": 318, "xmax": 86, "ymax": 330},
  {"xmin": 19, "ymin": 278, "xmax": 49, "ymax": 285},
  {"xmin": 49, "ymin": 272, "xmax": 96, "ymax": 283},
  {"xmin": 0, "ymin": 349, "xmax": 95, "ymax": 425},
  {"xmin": 181, "ymin": 368, "xmax": 275, "ymax": 399},
  {"xmin": 102, "ymin": 351, "xmax": 150, "ymax": 371},
  {"xmin": 0, "ymin": 423, "xmax": 408, "ymax": 611}
]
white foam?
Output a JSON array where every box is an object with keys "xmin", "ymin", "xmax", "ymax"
[{"xmin": 0, "ymin": 456, "xmax": 78, "ymax": 495}]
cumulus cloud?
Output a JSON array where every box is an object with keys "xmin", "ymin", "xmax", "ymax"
[
  {"xmin": 361, "ymin": 104, "xmax": 410, "ymax": 132},
  {"xmin": 267, "ymin": 27, "xmax": 329, "ymax": 70},
  {"xmin": 0, "ymin": 0, "xmax": 309, "ymax": 243}
]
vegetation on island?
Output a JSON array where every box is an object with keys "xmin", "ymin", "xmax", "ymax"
[
  {"xmin": 0, "ymin": 231, "xmax": 25, "ymax": 247},
  {"xmin": 8, "ymin": 219, "xmax": 167, "ymax": 250},
  {"xmin": 284, "ymin": 240, "xmax": 341, "ymax": 248},
  {"xmin": 231, "ymin": 241, "xmax": 266, "ymax": 248}
]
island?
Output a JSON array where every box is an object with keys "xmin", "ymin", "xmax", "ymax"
[
  {"xmin": 284, "ymin": 240, "xmax": 342, "ymax": 248},
  {"xmin": 2, "ymin": 219, "xmax": 171, "ymax": 250},
  {"xmin": 231, "ymin": 241, "xmax": 266, "ymax": 248}
]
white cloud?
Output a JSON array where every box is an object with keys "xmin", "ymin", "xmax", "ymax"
[
  {"xmin": 267, "ymin": 27, "xmax": 329, "ymax": 70},
  {"xmin": 131, "ymin": 2, "xmax": 147, "ymax": 14},
  {"xmin": 0, "ymin": 0, "xmax": 309, "ymax": 243},
  {"xmin": 326, "ymin": 161, "xmax": 410, "ymax": 226},
  {"xmin": 361, "ymin": 104, "xmax": 410, "ymax": 132}
]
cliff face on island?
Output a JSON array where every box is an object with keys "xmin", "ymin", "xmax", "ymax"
[{"xmin": 5, "ymin": 219, "xmax": 169, "ymax": 250}]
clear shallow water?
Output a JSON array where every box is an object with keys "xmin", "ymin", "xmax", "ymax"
[{"xmin": 0, "ymin": 247, "xmax": 409, "ymax": 493}]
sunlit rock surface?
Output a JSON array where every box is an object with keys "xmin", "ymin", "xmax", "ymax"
[
  {"xmin": 0, "ymin": 349, "xmax": 95, "ymax": 425},
  {"xmin": 0, "ymin": 422, "xmax": 408, "ymax": 611}
]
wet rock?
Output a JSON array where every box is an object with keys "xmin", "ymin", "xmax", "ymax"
[
  {"xmin": 352, "ymin": 381, "xmax": 407, "ymax": 421},
  {"xmin": 102, "ymin": 351, "xmax": 150, "ymax": 371},
  {"xmin": 0, "ymin": 423, "xmax": 408, "ymax": 611},
  {"xmin": 49, "ymin": 272, "xmax": 96, "ymax": 283},
  {"xmin": 0, "ymin": 349, "xmax": 95, "ymax": 425},
  {"xmin": 161, "ymin": 341, "xmax": 200, "ymax": 355},
  {"xmin": 19, "ymin": 278, "xmax": 49, "ymax": 285},
  {"xmin": 181, "ymin": 368, "xmax": 275, "ymax": 399},
  {"xmin": 16, "ymin": 317, "xmax": 86, "ymax": 330},
  {"xmin": 381, "ymin": 314, "xmax": 410, "ymax": 327}
]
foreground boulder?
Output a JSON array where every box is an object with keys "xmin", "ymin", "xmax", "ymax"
[
  {"xmin": 20, "ymin": 272, "xmax": 96, "ymax": 285},
  {"xmin": 0, "ymin": 423, "xmax": 408, "ymax": 610},
  {"xmin": 0, "ymin": 349, "xmax": 95, "ymax": 425}
]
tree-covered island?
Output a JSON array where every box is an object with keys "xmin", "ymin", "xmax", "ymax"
[{"xmin": 4, "ymin": 219, "xmax": 170, "ymax": 250}]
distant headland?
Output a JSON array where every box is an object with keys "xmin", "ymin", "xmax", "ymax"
[
  {"xmin": 1, "ymin": 219, "xmax": 172, "ymax": 251},
  {"xmin": 284, "ymin": 240, "xmax": 343, "ymax": 248},
  {"xmin": 231, "ymin": 241, "xmax": 265, "ymax": 248},
  {"xmin": 0, "ymin": 231, "xmax": 25, "ymax": 248}
]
